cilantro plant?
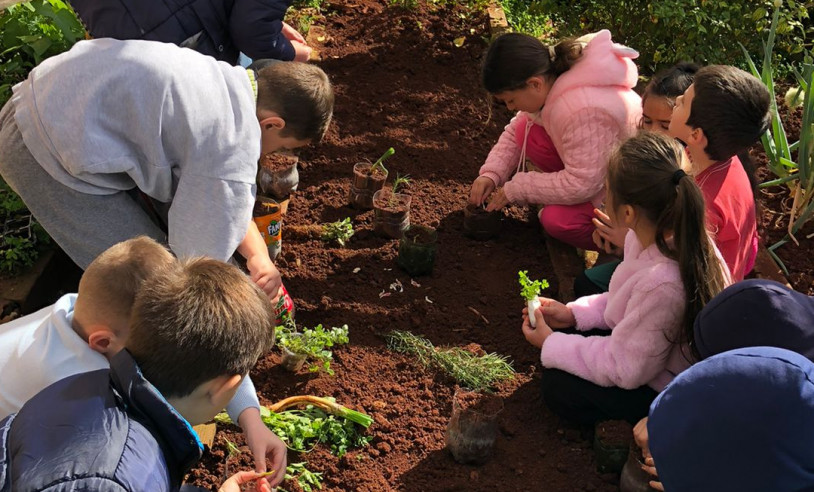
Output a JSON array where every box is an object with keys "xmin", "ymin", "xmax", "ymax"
[
  {"xmin": 518, "ymin": 270, "xmax": 548, "ymax": 301},
  {"xmin": 276, "ymin": 317, "xmax": 349, "ymax": 375},
  {"xmin": 320, "ymin": 218, "xmax": 354, "ymax": 247}
]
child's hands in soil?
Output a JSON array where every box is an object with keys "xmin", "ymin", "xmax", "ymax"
[
  {"xmin": 592, "ymin": 208, "xmax": 625, "ymax": 256},
  {"xmin": 522, "ymin": 306, "xmax": 553, "ymax": 348},
  {"xmin": 469, "ymin": 176, "xmax": 496, "ymax": 205},
  {"xmin": 291, "ymin": 41, "xmax": 312, "ymax": 63},
  {"xmin": 218, "ymin": 470, "xmax": 273, "ymax": 492},
  {"xmin": 485, "ymin": 188, "xmax": 509, "ymax": 212},
  {"xmin": 246, "ymin": 254, "xmax": 283, "ymax": 302},
  {"xmin": 241, "ymin": 408, "xmax": 287, "ymax": 488},
  {"xmin": 537, "ymin": 298, "xmax": 575, "ymax": 329}
]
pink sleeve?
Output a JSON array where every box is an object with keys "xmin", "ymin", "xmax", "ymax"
[
  {"xmin": 566, "ymin": 293, "xmax": 610, "ymax": 330},
  {"xmin": 479, "ymin": 115, "xmax": 522, "ymax": 187},
  {"xmin": 503, "ymin": 108, "xmax": 620, "ymax": 206},
  {"xmin": 541, "ymin": 282, "xmax": 684, "ymax": 389}
]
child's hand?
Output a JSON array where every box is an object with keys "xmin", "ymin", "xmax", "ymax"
[
  {"xmin": 522, "ymin": 306, "xmax": 553, "ymax": 348},
  {"xmin": 485, "ymin": 188, "xmax": 509, "ymax": 212},
  {"xmin": 642, "ymin": 457, "xmax": 663, "ymax": 491},
  {"xmin": 281, "ymin": 21, "xmax": 306, "ymax": 43},
  {"xmin": 291, "ymin": 40, "xmax": 312, "ymax": 62},
  {"xmin": 632, "ymin": 417, "xmax": 663, "ymax": 491},
  {"xmin": 469, "ymin": 176, "xmax": 496, "ymax": 205},
  {"xmin": 241, "ymin": 409, "xmax": 287, "ymax": 488},
  {"xmin": 218, "ymin": 470, "xmax": 272, "ymax": 492},
  {"xmin": 592, "ymin": 208, "xmax": 625, "ymax": 255},
  {"xmin": 246, "ymin": 254, "xmax": 283, "ymax": 301},
  {"xmin": 538, "ymin": 298, "xmax": 575, "ymax": 328}
]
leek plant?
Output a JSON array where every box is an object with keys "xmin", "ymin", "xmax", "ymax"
[{"xmin": 741, "ymin": 7, "xmax": 814, "ymax": 273}]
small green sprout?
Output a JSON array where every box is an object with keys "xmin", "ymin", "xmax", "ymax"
[
  {"xmin": 370, "ymin": 147, "xmax": 395, "ymax": 174},
  {"xmin": 518, "ymin": 270, "xmax": 549, "ymax": 301}
]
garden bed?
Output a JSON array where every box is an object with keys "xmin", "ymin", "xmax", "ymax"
[{"xmin": 186, "ymin": 0, "xmax": 811, "ymax": 490}]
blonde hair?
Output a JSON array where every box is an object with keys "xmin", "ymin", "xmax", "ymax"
[
  {"xmin": 127, "ymin": 257, "xmax": 275, "ymax": 397},
  {"xmin": 75, "ymin": 237, "xmax": 175, "ymax": 332}
]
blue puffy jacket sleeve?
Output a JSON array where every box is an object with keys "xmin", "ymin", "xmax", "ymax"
[{"xmin": 230, "ymin": 0, "xmax": 296, "ymax": 61}]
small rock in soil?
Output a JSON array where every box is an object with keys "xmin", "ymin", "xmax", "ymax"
[
  {"xmin": 376, "ymin": 442, "xmax": 392, "ymax": 454},
  {"xmin": 470, "ymin": 471, "xmax": 479, "ymax": 482}
]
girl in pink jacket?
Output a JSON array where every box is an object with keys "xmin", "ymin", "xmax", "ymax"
[
  {"xmin": 521, "ymin": 132, "xmax": 730, "ymax": 426},
  {"xmin": 469, "ymin": 31, "xmax": 641, "ymax": 250}
]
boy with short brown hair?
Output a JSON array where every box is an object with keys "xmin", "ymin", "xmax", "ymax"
[
  {"xmin": 0, "ymin": 257, "xmax": 277, "ymax": 491},
  {"xmin": 0, "ymin": 237, "xmax": 287, "ymax": 488},
  {"xmin": 0, "ymin": 38, "xmax": 334, "ymax": 303}
]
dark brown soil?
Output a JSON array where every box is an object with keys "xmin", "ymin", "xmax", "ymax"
[
  {"xmin": 261, "ymin": 153, "xmax": 298, "ymax": 172},
  {"xmin": 454, "ymin": 389, "xmax": 504, "ymax": 415},
  {"xmin": 595, "ymin": 420, "xmax": 633, "ymax": 447},
  {"xmin": 403, "ymin": 226, "xmax": 435, "ymax": 244}
]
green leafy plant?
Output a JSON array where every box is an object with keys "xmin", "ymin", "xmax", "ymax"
[
  {"xmin": 1, "ymin": 0, "xmax": 85, "ymax": 106},
  {"xmin": 390, "ymin": 173, "xmax": 411, "ymax": 194},
  {"xmin": 276, "ymin": 316, "xmax": 349, "ymax": 374},
  {"xmin": 518, "ymin": 270, "xmax": 549, "ymax": 301},
  {"xmin": 386, "ymin": 330, "xmax": 515, "ymax": 392},
  {"xmin": 517, "ymin": 0, "xmax": 812, "ymax": 73},
  {"xmin": 321, "ymin": 218, "xmax": 354, "ymax": 247},
  {"xmin": 741, "ymin": 7, "xmax": 814, "ymax": 273},
  {"xmin": 284, "ymin": 462, "xmax": 323, "ymax": 492},
  {"xmin": 370, "ymin": 147, "xmax": 395, "ymax": 174}
]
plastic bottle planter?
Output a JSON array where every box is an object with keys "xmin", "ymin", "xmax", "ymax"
[
  {"xmin": 349, "ymin": 162, "xmax": 388, "ymax": 209},
  {"xmin": 258, "ymin": 153, "xmax": 299, "ymax": 213},
  {"xmin": 252, "ymin": 195, "xmax": 282, "ymax": 260},
  {"xmin": 373, "ymin": 189, "xmax": 411, "ymax": 239},
  {"xmin": 594, "ymin": 420, "xmax": 633, "ymax": 473},
  {"xmin": 463, "ymin": 204, "xmax": 502, "ymax": 240},
  {"xmin": 619, "ymin": 444, "xmax": 656, "ymax": 492},
  {"xmin": 397, "ymin": 225, "xmax": 438, "ymax": 276},
  {"xmin": 445, "ymin": 389, "xmax": 504, "ymax": 465},
  {"xmin": 280, "ymin": 334, "xmax": 307, "ymax": 372}
]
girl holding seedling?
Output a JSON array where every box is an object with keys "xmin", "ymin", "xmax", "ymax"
[
  {"xmin": 470, "ymin": 31, "xmax": 641, "ymax": 251},
  {"xmin": 521, "ymin": 132, "xmax": 730, "ymax": 426}
]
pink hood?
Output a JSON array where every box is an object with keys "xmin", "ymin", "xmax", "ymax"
[{"xmin": 480, "ymin": 30, "xmax": 642, "ymax": 207}]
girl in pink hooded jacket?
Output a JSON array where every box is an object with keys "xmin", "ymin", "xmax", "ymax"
[
  {"xmin": 521, "ymin": 132, "xmax": 731, "ymax": 426},
  {"xmin": 469, "ymin": 31, "xmax": 641, "ymax": 250}
]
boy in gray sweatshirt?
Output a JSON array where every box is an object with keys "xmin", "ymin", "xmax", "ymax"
[{"xmin": 0, "ymin": 38, "xmax": 333, "ymax": 301}]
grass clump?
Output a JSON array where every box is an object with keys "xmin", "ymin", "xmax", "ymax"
[{"xmin": 385, "ymin": 330, "xmax": 515, "ymax": 392}]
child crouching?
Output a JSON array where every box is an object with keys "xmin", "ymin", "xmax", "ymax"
[{"xmin": 0, "ymin": 256, "xmax": 275, "ymax": 491}]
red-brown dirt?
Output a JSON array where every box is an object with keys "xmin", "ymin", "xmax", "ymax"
[{"xmin": 187, "ymin": 1, "xmax": 811, "ymax": 490}]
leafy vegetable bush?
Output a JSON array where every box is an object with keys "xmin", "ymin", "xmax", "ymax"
[
  {"xmin": 0, "ymin": 0, "xmax": 84, "ymax": 106},
  {"xmin": 518, "ymin": 270, "xmax": 548, "ymax": 301},
  {"xmin": 276, "ymin": 317, "xmax": 350, "ymax": 374},
  {"xmin": 321, "ymin": 218, "xmax": 354, "ymax": 247},
  {"xmin": 0, "ymin": 179, "xmax": 48, "ymax": 275},
  {"xmin": 503, "ymin": 0, "xmax": 811, "ymax": 73}
]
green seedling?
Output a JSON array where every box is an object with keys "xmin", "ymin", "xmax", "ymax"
[
  {"xmin": 321, "ymin": 218, "xmax": 354, "ymax": 247},
  {"xmin": 370, "ymin": 147, "xmax": 395, "ymax": 174},
  {"xmin": 519, "ymin": 270, "xmax": 549, "ymax": 326},
  {"xmin": 518, "ymin": 270, "xmax": 548, "ymax": 301},
  {"xmin": 276, "ymin": 315, "xmax": 350, "ymax": 375},
  {"xmin": 387, "ymin": 173, "xmax": 411, "ymax": 207}
]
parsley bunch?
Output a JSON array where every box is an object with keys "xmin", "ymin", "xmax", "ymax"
[{"xmin": 518, "ymin": 270, "xmax": 549, "ymax": 301}]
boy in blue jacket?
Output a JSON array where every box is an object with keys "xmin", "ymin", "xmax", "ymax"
[{"xmin": 0, "ymin": 256, "xmax": 277, "ymax": 492}]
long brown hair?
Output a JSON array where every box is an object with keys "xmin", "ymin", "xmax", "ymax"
[
  {"xmin": 482, "ymin": 33, "xmax": 583, "ymax": 94},
  {"xmin": 607, "ymin": 132, "xmax": 728, "ymax": 359}
]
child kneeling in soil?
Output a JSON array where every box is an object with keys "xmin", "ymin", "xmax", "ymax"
[
  {"xmin": 521, "ymin": 132, "xmax": 730, "ymax": 426},
  {"xmin": 0, "ymin": 38, "xmax": 334, "ymax": 305},
  {"xmin": 469, "ymin": 30, "xmax": 641, "ymax": 250},
  {"xmin": 0, "ymin": 237, "xmax": 287, "ymax": 489},
  {"xmin": 0, "ymin": 255, "xmax": 277, "ymax": 492}
]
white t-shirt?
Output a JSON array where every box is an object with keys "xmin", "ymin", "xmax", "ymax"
[{"xmin": 0, "ymin": 294, "xmax": 259, "ymax": 421}]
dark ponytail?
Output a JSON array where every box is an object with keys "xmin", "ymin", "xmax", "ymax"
[
  {"xmin": 482, "ymin": 33, "xmax": 583, "ymax": 94},
  {"xmin": 607, "ymin": 132, "xmax": 729, "ymax": 360}
]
